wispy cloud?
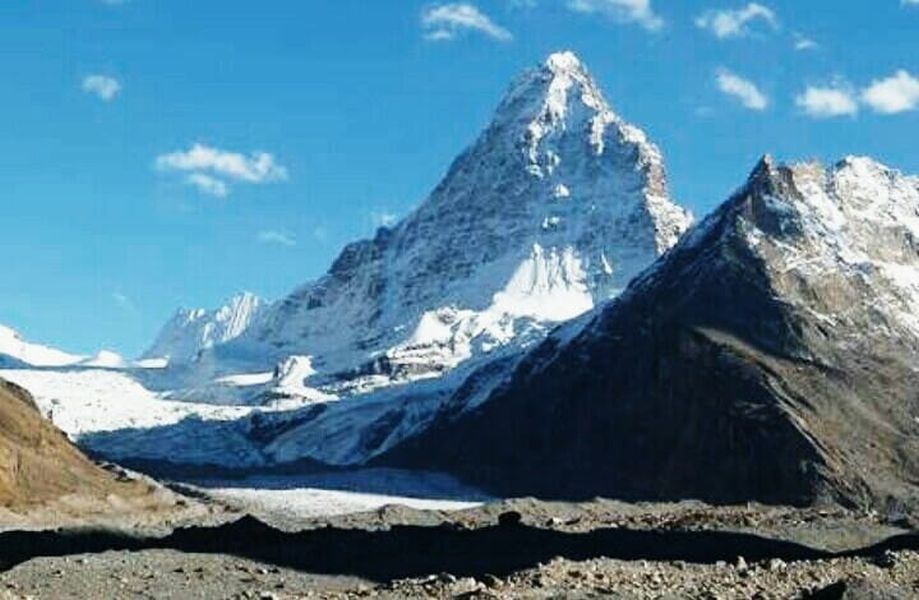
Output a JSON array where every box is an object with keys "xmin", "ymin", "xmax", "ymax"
[
  {"xmin": 82, "ymin": 75, "xmax": 122, "ymax": 102},
  {"xmin": 795, "ymin": 82, "xmax": 858, "ymax": 118},
  {"xmin": 716, "ymin": 69, "xmax": 769, "ymax": 110},
  {"xmin": 186, "ymin": 173, "xmax": 229, "ymax": 198},
  {"xmin": 861, "ymin": 70, "xmax": 919, "ymax": 114},
  {"xmin": 567, "ymin": 0, "xmax": 664, "ymax": 32},
  {"xmin": 257, "ymin": 230, "xmax": 297, "ymax": 247},
  {"xmin": 155, "ymin": 143, "xmax": 288, "ymax": 197},
  {"xmin": 793, "ymin": 33, "xmax": 818, "ymax": 51},
  {"xmin": 421, "ymin": 3, "xmax": 513, "ymax": 42},
  {"xmin": 696, "ymin": 3, "xmax": 778, "ymax": 39},
  {"xmin": 903, "ymin": 0, "xmax": 919, "ymax": 6}
]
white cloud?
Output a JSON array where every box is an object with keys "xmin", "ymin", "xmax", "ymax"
[
  {"xmin": 566, "ymin": 0, "xmax": 664, "ymax": 31},
  {"xmin": 81, "ymin": 75, "xmax": 122, "ymax": 102},
  {"xmin": 793, "ymin": 34, "xmax": 818, "ymax": 51},
  {"xmin": 186, "ymin": 173, "xmax": 229, "ymax": 198},
  {"xmin": 795, "ymin": 83, "xmax": 858, "ymax": 118},
  {"xmin": 696, "ymin": 3, "xmax": 778, "ymax": 39},
  {"xmin": 716, "ymin": 69, "xmax": 769, "ymax": 110},
  {"xmin": 903, "ymin": 0, "xmax": 919, "ymax": 6},
  {"xmin": 421, "ymin": 3, "xmax": 513, "ymax": 41},
  {"xmin": 257, "ymin": 230, "xmax": 297, "ymax": 247},
  {"xmin": 860, "ymin": 70, "xmax": 919, "ymax": 114},
  {"xmin": 156, "ymin": 143, "xmax": 287, "ymax": 183},
  {"xmin": 156, "ymin": 143, "xmax": 288, "ymax": 197}
]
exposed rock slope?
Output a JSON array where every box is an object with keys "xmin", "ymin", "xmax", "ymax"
[{"xmin": 384, "ymin": 156, "xmax": 919, "ymax": 512}]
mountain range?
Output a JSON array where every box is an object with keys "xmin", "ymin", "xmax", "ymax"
[{"xmin": 1, "ymin": 51, "xmax": 917, "ymax": 513}]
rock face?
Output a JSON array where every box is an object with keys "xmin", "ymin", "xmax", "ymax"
[
  {"xmin": 142, "ymin": 292, "xmax": 264, "ymax": 366},
  {"xmin": 383, "ymin": 156, "xmax": 919, "ymax": 511},
  {"xmin": 228, "ymin": 50, "xmax": 691, "ymax": 392}
]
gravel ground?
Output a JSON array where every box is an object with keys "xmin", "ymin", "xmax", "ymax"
[
  {"xmin": 0, "ymin": 550, "xmax": 366, "ymax": 600},
  {"xmin": 1, "ymin": 495, "xmax": 916, "ymax": 599},
  {"xmin": 0, "ymin": 548, "xmax": 916, "ymax": 598},
  {"xmin": 375, "ymin": 550, "xmax": 919, "ymax": 599}
]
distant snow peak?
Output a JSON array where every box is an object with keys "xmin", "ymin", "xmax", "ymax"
[
  {"xmin": 81, "ymin": 350, "xmax": 127, "ymax": 369},
  {"xmin": 143, "ymin": 292, "xmax": 264, "ymax": 365},
  {"xmin": 0, "ymin": 324, "xmax": 85, "ymax": 367}
]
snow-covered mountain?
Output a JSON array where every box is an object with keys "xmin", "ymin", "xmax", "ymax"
[
  {"xmin": 142, "ymin": 292, "xmax": 264, "ymax": 366},
  {"xmin": 220, "ymin": 50, "xmax": 691, "ymax": 394},
  {"xmin": 0, "ymin": 324, "xmax": 129, "ymax": 370},
  {"xmin": 20, "ymin": 51, "xmax": 692, "ymax": 471},
  {"xmin": 0, "ymin": 324, "xmax": 85, "ymax": 367},
  {"xmin": 382, "ymin": 155, "xmax": 919, "ymax": 510}
]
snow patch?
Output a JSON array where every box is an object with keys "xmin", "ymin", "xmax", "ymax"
[{"xmin": 0, "ymin": 325, "xmax": 85, "ymax": 367}]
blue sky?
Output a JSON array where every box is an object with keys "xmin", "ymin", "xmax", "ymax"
[{"xmin": 1, "ymin": 0, "xmax": 917, "ymax": 357}]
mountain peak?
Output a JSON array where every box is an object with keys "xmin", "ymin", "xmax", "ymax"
[
  {"xmin": 142, "ymin": 292, "xmax": 265, "ymax": 364},
  {"xmin": 501, "ymin": 50, "xmax": 610, "ymax": 127},
  {"xmin": 233, "ymin": 53, "xmax": 691, "ymax": 383},
  {"xmin": 544, "ymin": 50, "xmax": 585, "ymax": 75}
]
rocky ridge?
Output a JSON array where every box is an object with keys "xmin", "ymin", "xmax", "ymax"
[{"xmin": 383, "ymin": 155, "xmax": 919, "ymax": 512}]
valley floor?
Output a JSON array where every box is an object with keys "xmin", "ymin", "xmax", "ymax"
[
  {"xmin": 2, "ymin": 547, "xmax": 917, "ymax": 599},
  {"xmin": 0, "ymin": 365, "xmax": 916, "ymax": 598},
  {"xmin": 1, "ymin": 493, "xmax": 917, "ymax": 599}
]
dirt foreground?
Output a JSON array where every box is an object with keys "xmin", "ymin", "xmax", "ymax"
[{"xmin": 0, "ymin": 495, "xmax": 916, "ymax": 599}]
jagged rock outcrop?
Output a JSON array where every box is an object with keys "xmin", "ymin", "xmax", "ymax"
[{"xmin": 383, "ymin": 156, "xmax": 919, "ymax": 512}]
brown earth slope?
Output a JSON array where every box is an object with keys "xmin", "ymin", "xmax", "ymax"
[{"xmin": 0, "ymin": 378, "xmax": 169, "ymax": 519}]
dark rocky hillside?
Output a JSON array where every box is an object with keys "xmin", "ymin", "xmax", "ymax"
[{"xmin": 383, "ymin": 156, "xmax": 919, "ymax": 513}]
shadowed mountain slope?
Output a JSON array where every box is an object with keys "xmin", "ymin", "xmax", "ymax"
[{"xmin": 383, "ymin": 156, "xmax": 919, "ymax": 512}]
